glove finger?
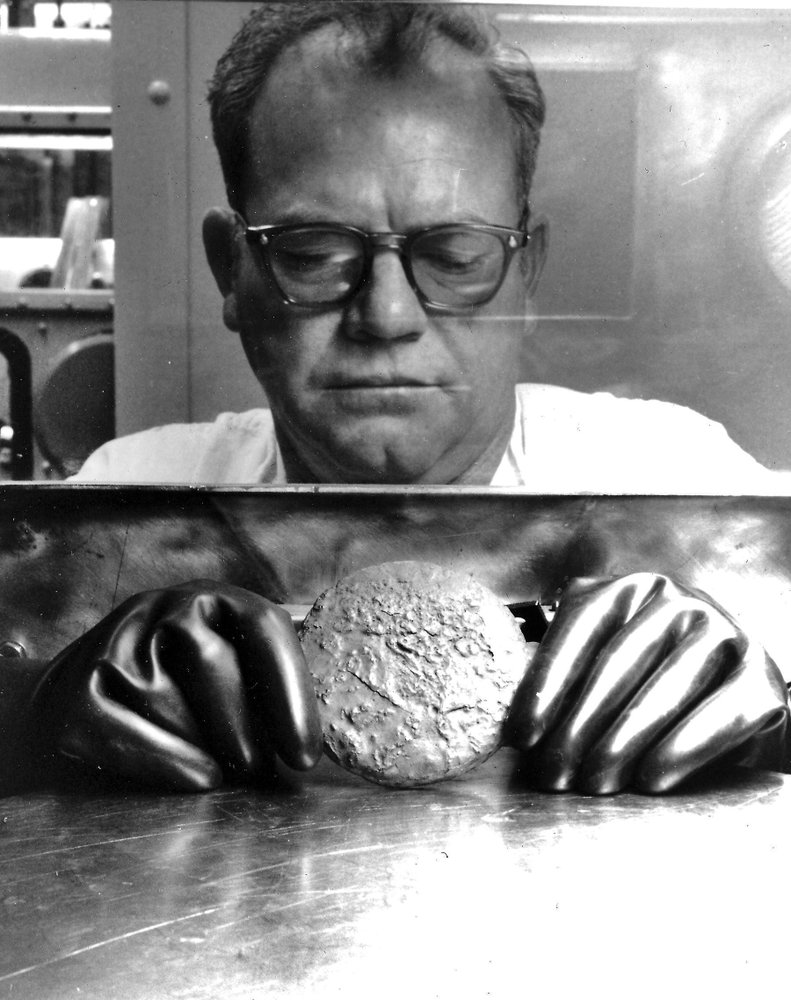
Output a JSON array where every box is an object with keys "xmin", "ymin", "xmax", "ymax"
[
  {"xmin": 88, "ymin": 651, "xmax": 208, "ymax": 749},
  {"xmin": 507, "ymin": 573, "xmax": 681, "ymax": 750},
  {"xmin": 35, "ymin": 617, "xmax": 212, "ymax": 761},
  {"xmin": 42, "ymin": 582, "xmax": 322, "ymax": 782},
  {"xmin": 217, "ymin": 593, "xmax": 323, "ymax": 771},
  {"xmin": 152, "ymin": 609, "xmax": 267, "ymax": 779},
  {"xmin": 56, "ymin": 675, "xmax": 224, "ymax": 791},
  {"xmin": 44, "ymin": 588, "xmax": 209, "ymax": 746},
  {"xmin": 529, "ymin": 597, "xmax": 713, "ymax": 789},
  {"xmin": 73, "ymin": 584, "xmax": 269, "ymax": 777},
  {"xmin": 575, "ymin": 618, "xmax": 744, "ymax": 794},
  {"xmin": 157, "ymin": 587, "xmax": 322, "ymax": 774},
  {"xmin": 634, "ymin": 647, "xmax": 790, "ymax": 793}
]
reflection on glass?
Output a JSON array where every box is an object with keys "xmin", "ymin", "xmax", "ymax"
[
  {"xmin": 0, "ymin": 2, "xmax": 111, "ymax": 31},
  {"xmin": 0, "ymin": 137, "xmax": 112, "ymax": 291},
  {"xmin": 0, "ymin": 356, "xmax": 14, "ymax": 481},
  {"xmin": 761, "ymin": 129, "xmax": 791, "ymax": 293}
]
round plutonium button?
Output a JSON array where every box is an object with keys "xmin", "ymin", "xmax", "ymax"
[{"xmin": 300, "ymin": 561, "xmax": 535, "ymax": 788}]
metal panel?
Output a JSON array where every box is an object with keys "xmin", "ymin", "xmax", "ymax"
[
  {"xmin": 0, "ymin": 28, "xmax": 110, "ymax": 107},
  {"xmin": 1, "ymin": 487, "xmax": 790, "ymax": 681},
  {"xmin": 186, "ymin": 1, "xmax": 262, "ymax": 423},
  {"xmin": 515, "ymin": 8, "xmax": 791, "ymax": 467},
  {"xmin": 110, "ymin": 0, "xmax": 190, "ymax": 433}
]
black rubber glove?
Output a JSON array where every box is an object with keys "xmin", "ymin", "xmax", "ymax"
[
  {"xmin": 506, "ymin": 573, "xmax": 790, "ymax": 794},
  {"xmin": 6, "ymin": 580, "xmax": 323, "ymax": 793}
]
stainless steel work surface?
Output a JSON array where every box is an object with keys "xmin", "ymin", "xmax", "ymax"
[{"xmin": 0, "ymin": 753, "xmax": 788, "ymax": 999}]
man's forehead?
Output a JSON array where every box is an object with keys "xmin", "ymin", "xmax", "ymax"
[
  {"xmin": 259, "ymin": 23, "xmax": 500, "ymax": 112},
  {"xmin": 240, "ymin": 23, "xmax": 519, "ymax": 222}
]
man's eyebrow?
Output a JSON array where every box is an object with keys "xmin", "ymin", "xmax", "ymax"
[
  {"xmin": 407, "ymin": 212, "xmax": 515, "ymax": 229},
  {"xmin": 258, "ymin": 210, "xmax": 502, "ymax": 227}
]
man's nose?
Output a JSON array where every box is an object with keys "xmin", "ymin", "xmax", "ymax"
[{"xmin": 342, "ymin": 250, "xmax": 428, "ymax": 343}]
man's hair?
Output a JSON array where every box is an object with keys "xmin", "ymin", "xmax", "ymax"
[{"xmin": 208, "ymin": 1, "xmax": 545, "ymax": 222}]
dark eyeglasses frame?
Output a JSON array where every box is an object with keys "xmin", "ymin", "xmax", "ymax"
[{"xmin": 242, "ymin": 220, "xmax": 533, "ymax": 312}]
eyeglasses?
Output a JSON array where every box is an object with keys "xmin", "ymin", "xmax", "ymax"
[{"xmin": 243, "ymin": 221, "xmax": 532, "ymax": 311}]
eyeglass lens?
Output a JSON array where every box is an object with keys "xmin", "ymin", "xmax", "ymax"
[
  {"xmin": 267, "ymin": 226, "xmax": 509, "ymax": 307},
  {"xmin": 269, "ymin": 229, "xmax": 364, "ymax": 304},
  {"xmin": 410, "ymin": 228, "xmax": 507, "ymax": 306}
]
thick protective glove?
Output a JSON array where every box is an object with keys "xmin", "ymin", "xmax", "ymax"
[
  {"xmin": 506, "ymin": 573, "xmax": 790, "ymax": 794},
  {"xmin": 6, "ymin": 580, "xmax": 323, "ymax": 793}
]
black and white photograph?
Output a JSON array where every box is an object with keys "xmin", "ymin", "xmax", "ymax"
[{"xmin": 1, "ymin": 2, "xmax": 791, "ymax": 997}]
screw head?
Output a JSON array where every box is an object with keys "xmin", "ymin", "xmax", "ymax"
[
  {"xmin": 0, "ymin": 641, "xmax": 26, "ymax": 659},
  {"xmin": 147, "ymin": 80, "xmax": 171, "ymax": 106}
]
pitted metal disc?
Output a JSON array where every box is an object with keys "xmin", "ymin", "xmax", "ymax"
[{"xmin": 300, "ymin": 561, "xmax": 535, "ymax": 788}]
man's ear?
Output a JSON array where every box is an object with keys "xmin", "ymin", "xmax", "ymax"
[{"xmin": 203, "ymin": 207, "xmax": 241, "ymax": 332}]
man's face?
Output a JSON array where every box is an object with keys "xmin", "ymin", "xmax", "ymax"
[{"xmin": 216, "ymin": 30, "xmax": 539, "ymax": 484}]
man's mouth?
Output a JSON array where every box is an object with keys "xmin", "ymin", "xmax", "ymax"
[
  {"xmin": 325, "ymin": 375, "xmax": 439, "ymax": 389},
  {"xmin": 320, "ymin": 376, "xmax": 447, "ymax": 414}
]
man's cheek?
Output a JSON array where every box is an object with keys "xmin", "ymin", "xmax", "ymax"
[{"xmin": 239, "ymin": 325, "xmax": 303, "ymax": 387}]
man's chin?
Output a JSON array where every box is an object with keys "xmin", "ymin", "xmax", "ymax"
[
  {"xmin": 304, "ymin": 429, "xmax": 454, "ymax": 485},
  {"xmin": 329, "ymin": 446, "xmax": 444, "ymax": 485},
  {"xmin": 275, "ymin": 401, "xmax": 476, "ymax": 484}
]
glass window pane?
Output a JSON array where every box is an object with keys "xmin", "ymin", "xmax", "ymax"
[{"xmin": 0, "ymin": 139, "xmax": 112, "ymax": 290}]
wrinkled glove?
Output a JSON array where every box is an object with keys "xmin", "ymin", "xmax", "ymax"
[
  {"xmin": 506, "ymin": 573, "xmax": 790, "ymax": 794},
  {"xmin": 3, "ymin": 580, "xmax": 323, "ymax": 793}
]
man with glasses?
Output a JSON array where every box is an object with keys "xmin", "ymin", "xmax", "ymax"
[
  {"xmin": 21, "ymin": 2, "xmax": 784, "ymax": 798},
  {"xmin": 75, "ymin": 1, "xmax": 776, "ymax": 491}
]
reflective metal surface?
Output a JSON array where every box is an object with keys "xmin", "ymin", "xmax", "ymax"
[
  {"xmin": 1, "ymin": 486, "xmax": 791, "ymax": 679},
  {"xmin": 0, "ymin": 752, "xmax": 789, "ymax": 999}
]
